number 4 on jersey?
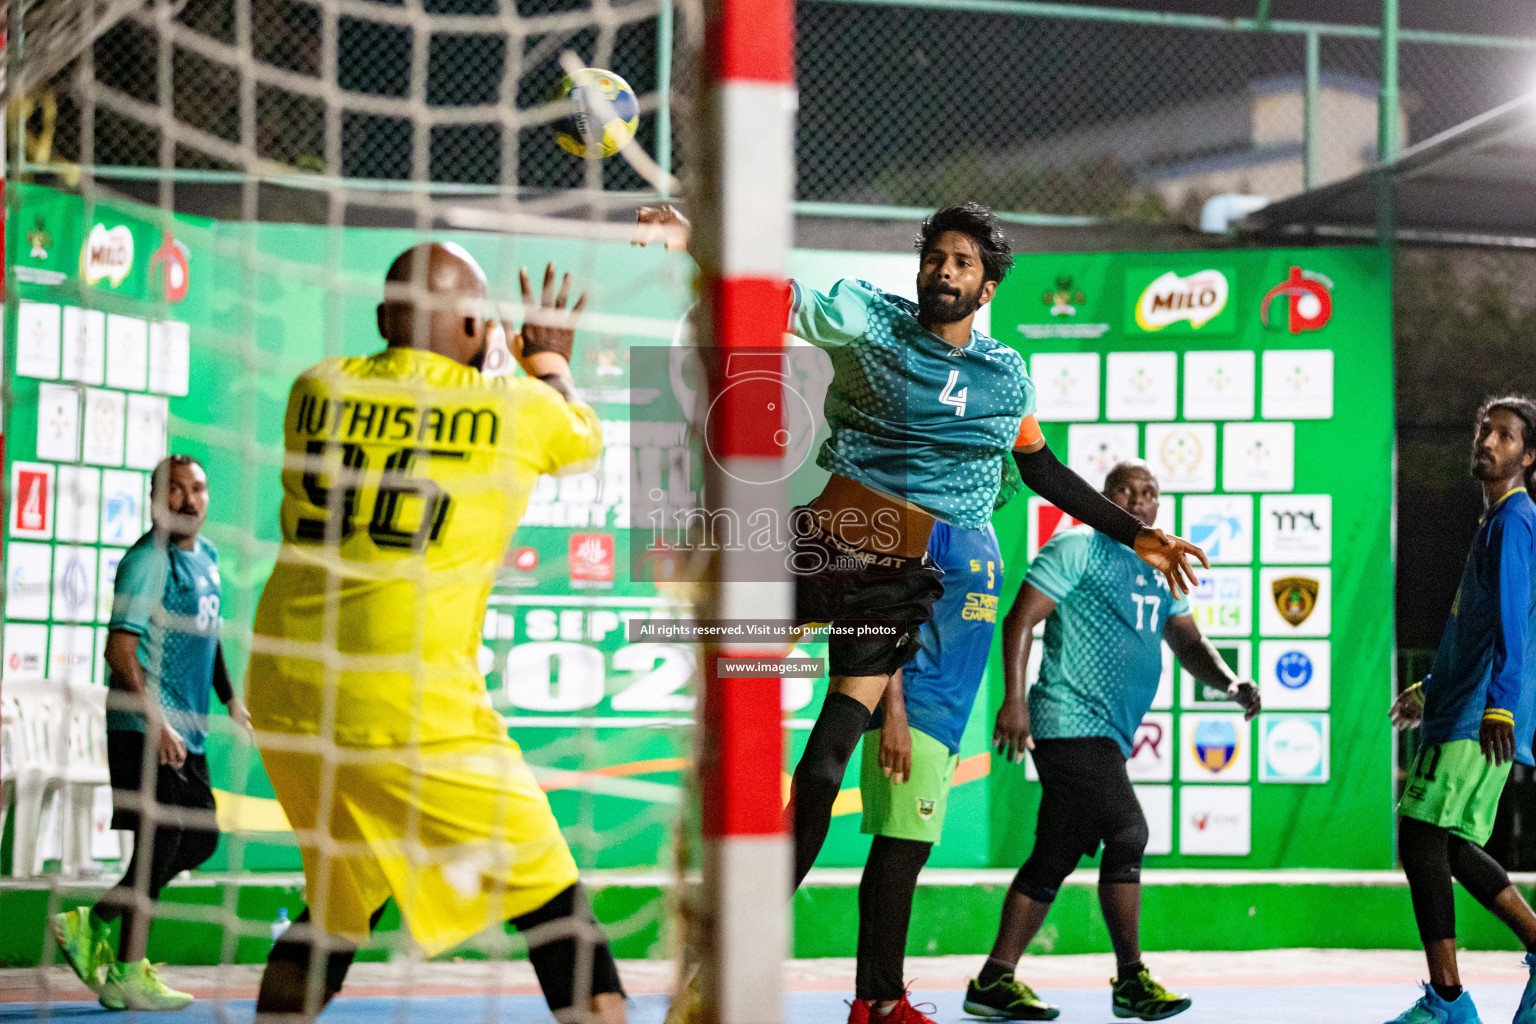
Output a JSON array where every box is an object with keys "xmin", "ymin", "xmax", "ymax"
[{"xmin": 940, "ymin": 369, "xmax": 968, "ymax": 416}]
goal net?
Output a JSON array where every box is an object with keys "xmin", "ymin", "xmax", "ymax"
[{"xmin": 0, "ymin": 0, "xmax": 747, "ymax": 1016}]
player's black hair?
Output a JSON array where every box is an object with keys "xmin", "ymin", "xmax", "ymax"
[
  {"xmin": 150, "ymin": 453, "xmax": 205, "ymax": 494},
  {"xmin": 1103, "ymin": 459, "xmax": 1155, "ymax": 497},
  {"xmin": 1476, "ymin": 394, "xmax": 1536, "ymax": 489},
  {"xmin": 916, "ymin": 202, "xmax": 1014, "ymax": 284}
]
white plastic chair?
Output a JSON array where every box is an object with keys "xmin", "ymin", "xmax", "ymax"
[
  {"xmin": 1, "ymin": 678, "xmax": 64, "ymax": 876},
  {"xmin": 58, "ymin": 683, "xmax": 112, "ymax": 876}
]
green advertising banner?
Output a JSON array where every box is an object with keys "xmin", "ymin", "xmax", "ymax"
[
  {"xmin": 989, "ymin": 247, "xmax": 1396, "ymax": 869},
  {"xmin": 3, "ymin": 184, "xmax": 1395, "ymax": 879}
]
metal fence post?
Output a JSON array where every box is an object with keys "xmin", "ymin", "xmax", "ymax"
[
  {"xmin": 657, "ymin": 0, "xmax": 675, "ymax": 197},
  {"xmin": 1303, "ymin": 30, "xmax": 1319, "ymax": 191}
]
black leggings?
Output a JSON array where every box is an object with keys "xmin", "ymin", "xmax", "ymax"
[
  {"xmin": 1013, "ymin": 737, "xmax": 1148, "ymax": 903},
  {"xmin": 94, "ymin": 819, "xmax": 220, "ymax": 962},
  {"xmin": 856, "ymin": 836, "xmax": 932, "ymax": 1001},
  {"xmin": 266, "ymin": 884, "xmax": 624, "ymax": 1013},
  {"xmin": 1399, "ymin": 815, "xmax": 1513, "ymax": 943}
]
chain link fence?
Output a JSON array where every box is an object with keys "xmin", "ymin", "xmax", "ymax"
[{"xmin": 12, "ymin": 0, "xmax": 1536, "ymax": 221}]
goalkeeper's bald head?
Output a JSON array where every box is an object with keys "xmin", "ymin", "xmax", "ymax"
[{"xmin": 377, "ymin": 241, "xmax": 491, "ymax": 367}]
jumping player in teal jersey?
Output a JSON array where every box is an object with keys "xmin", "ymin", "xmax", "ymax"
[
  {"xmin": 965, "ymin": 462, "xmax": 1259, "ymax": 1022},
  {"xmin": 846, "ymin": 521, "xmax": 1003, "ymax": 1024},
  {"xmin": 1387, "ymin": 396, "xmax": 1536, "ymax": 1024},
  {"xmin": 633, "ymin": 204, "xmax": 1208, "ymax": 895}
]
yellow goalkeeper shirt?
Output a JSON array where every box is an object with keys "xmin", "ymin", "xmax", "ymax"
[{"xmin": 248, "ymin": 346, "xmax": 602, "ymax": 747}]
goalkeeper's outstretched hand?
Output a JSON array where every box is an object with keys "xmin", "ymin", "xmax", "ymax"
[
  {"xmin": 632, "ymin": 204, "xmax": 691, "ymax": 252},
  {"xmin": 516, "ymin": 262, "xmax": 586, "ymax": 367}
]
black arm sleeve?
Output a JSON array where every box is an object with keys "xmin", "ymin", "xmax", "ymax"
[
  {"xmin": 1012, "ymin": 442, "xmax": 1143, "ymax": 549},
  {"xmin": 212, "ymin": 641, "xmax": 235, "ymax": 705}
]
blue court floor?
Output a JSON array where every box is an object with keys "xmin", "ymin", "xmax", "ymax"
[{"xmin": 0, "ymin": 985, "xmax": 1529, "ymax": 1023}]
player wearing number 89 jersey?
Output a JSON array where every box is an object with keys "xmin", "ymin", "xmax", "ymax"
[{"xmin": 247, "ymin": 244, "xmax": 628, "ymax": 1024}]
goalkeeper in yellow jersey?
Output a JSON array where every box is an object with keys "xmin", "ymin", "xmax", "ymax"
[{"xmin": 248, "ymin": 243, "xmax": 623, "ymax": 1023}]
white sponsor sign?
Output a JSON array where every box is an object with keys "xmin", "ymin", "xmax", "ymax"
[
  {"xmin": 37, "ymin": 382, "xmax": 82, "ymax": 462},
  {"xmin": 1134, "ymin": 785, "xmax": 1174, "ymax": 856},
  {"xmin": 82, "ymin": 388, "xmax": 128, "ymax": 467},
  {"xmin": 148, "ymin": 321, "xmax": 191, "ymax": 396},
  {"xmin": 16, "ymin": 300, "xmax": 62, "ymax": 379},
  {"xmin": 1181, "ymin": 494, "xmax": 1253, "ymax": 565},
  {"xmin": 1186, "ymin": 567, "xmax": 1251, "ymax": 637},
  {"xmin": 124, "ymin": 393, "xmax": 169, "ymax": 470},
  {"xmin": 1151, "ymin": 643, "xmax": 1174, "ymax": 711},
  {"xmin": 1145, "ymin": 422, "xmax": 1216, "ymax": 493},
  {"xmin": 1183, "ymin": 349, "xmax": 1255, "ymax": 420},
  {"xmin": 1127, "ymin": 712, "xmax": 1175, "ymax": 782},
  {"xmin": 53, "ymin": 545, "xmax": 99, "ymax": 624},
  {"xmin": 3, "ymin": 622, "xmax": 50, "ymax": 677},
  {"xmin": 56, "ymin": 465, "xmax": 102, "ymax": 544},
  {"xmin": 1134, "ymin": 270, "xmax": 1229, "ymax": 331},
  {"xmin": 100, "ymin": 470, "xmax": 147, "ymax": 545},
  {"xmin": 1224, "ymin": 421, "xmax": 1295, "ymax": 492},
  {"xmin": 1260, "ymin": 713, "xmax": 1330, "ymax": 783},
  {"xmin": 1262, "ymin": 348, "xmax": 1334, "ymax": 419},
  {"xmin": 1106, "ymin": 351, "xmax": 1177, "ymax": 422},
  {"xmin": 106, "ymin": 314, "xmax": 149, "ymax": 391},
  {"xmin": 1030, "ymin": 352, "xmax": 1100, "ymax": 422},
  {"xmin": 1180, "ymin": 785, "xmax": 1251, "ymax": 855},
  {"xmin": 61, "ymin": 306, "xmax": 107, "ymax": 384},
  {"xmin": 48, "ymin": 625, "xmax": 97, "ymax": 685},
  {"xmin": 1181, "ymin": 712, "xmax": 1251, "ymax": 783},
  {"xmin": 1258, "ymin": 639, "xmax": 1331, "ymax": 710},
  {"xmin": 1259, "ymin": 567, "xmax": 1332, "ymax": 638},
  {"xmin": 1067, "ymin": 423, "xmax": 1139, "ymax": 491},
  {"xmin": 1260, "ymin": 494, "xmax": 1332, "ymax": 564},
  {"xmin": 6, "ymin": 543, "xmax": 54, "ymax": 620}
]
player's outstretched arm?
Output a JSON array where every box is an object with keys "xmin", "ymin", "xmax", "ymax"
[
  {"xmin": 631, "ymin": 204, "xmax": 691, "ymax": 253},
  {"xmin": 995, "ymin": 583, "xmax": 1056, "ymax": 762},
  {"xmin": 1012, "ymin": 440, "xmax": 1207, "ymax": 598},
  {"xmin": 516, "ymin": 262, "xmax": 588, "ymax": 404},
  {"xmin": 1165, "ymin": 615, "xmax": 1259, "ymax": 721}
]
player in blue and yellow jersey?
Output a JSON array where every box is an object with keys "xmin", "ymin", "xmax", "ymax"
[
  {"xmin": 1387, "ymin": 396, "xmax": 1536, "ymax": 1024},
  {"xmin": 50, "ymin": 455, "xmax": 250, "ymax": 1012},
  {"xmin": 846, "ymin": 521, "xmax": 1003, "ymax": 1024},
  {"xmin": 633, "ymin": 203, "xmax": 1208, "ymax": 893},
  {"xmin": 246, "ymin": 244, "xmax": 625, "ymax": 1024},
  {"xmin": 966, "ymin": 462, "xmax": 1259, "ymax": 1022}
]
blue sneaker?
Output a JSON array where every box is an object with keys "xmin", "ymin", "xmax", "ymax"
[
  {"xmin": 1513, "ymin": 952, "xmax": 1536, "ymax": 1024},
  {"xmin": 1383, "ymin": 984, "xmax": 1481, "ymax": 1024}
]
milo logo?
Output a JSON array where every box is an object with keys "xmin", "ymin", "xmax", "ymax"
[{"xmin": 1134, "ymin": 270, "xmax": 1229, "ymax": 332}]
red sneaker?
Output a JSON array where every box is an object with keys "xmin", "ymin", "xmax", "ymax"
[
  {"xmin": 847, "ymin": 998, "xmax": 872, "ymax": 1024},
  {"xmin": 887, "ymin": 994, "xmax": 941, "ymax": 1024}
]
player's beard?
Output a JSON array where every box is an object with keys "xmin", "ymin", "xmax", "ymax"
[
  {"xmin": 1471, "ymin": 448, "xmax": 1513, "ymax": 481},
  {"xmin": 917, "ymin": 281, "xmax": 984, "ymax": 325}
]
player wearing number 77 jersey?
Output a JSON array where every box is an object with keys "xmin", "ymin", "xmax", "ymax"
[{"xmin": 246, "ymin": 243, "xmax": 627, "ymax": 1024}]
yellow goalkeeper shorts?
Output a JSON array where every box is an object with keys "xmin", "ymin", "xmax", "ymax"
[{"xmin": 259, "ymin": 731, "xmax": 579, "ymax": 956}]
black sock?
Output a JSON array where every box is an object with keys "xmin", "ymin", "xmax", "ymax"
[
  {"xmin": 1117, "ymin": 959, "xmax": 1146, "ymax": 982},
  {"xmin": 855, "ymin": 836, "xmax": 931, "ymax": 1002},
  {"xmin": 1432, "ymin": 983, "xmax": 1463, "ymax": 1002},
  {"xmin": 977, "ymin": 957, "xmax": 1014, "ymax": 988},
  {"xmin": 791, "ymin": 692, "xmax": 871, "ymax": 889}
]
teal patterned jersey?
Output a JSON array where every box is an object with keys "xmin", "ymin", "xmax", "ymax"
[
  {"xmin": 789, "ymin": 278, "xmax": 1036, "ymax": 530},
  {"xmin": 106, "ymin": 532, "xmax": 222, "ymax": 754},
  {"xmin": 1026, "ymin": 526, "xmax": 1190, "ymax": 757}
]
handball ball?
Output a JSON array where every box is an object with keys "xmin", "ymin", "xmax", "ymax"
[{"xmin": 554, "ymin": 68, "xmax": 639, "ymax": 159}]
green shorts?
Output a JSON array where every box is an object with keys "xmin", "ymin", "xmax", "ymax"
[
  {"xmin": 859, "ymin": 726, "xmax": 960, "ymax": 844},
  {"xmin": 1398, "ymin": 739, "xmax": 1512, "ymax": 844}
]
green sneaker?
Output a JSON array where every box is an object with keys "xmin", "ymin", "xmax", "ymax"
[
  {"xmin": 97, "ymin": 959, "xmax": 194, "ymax": 1012},
  {"xmin": 49, "ymin": 908, "xmax": 112, "ymax": 990},
  {"xmin": 963, "ymin": 973, "xmax": 1061, "ymax": 1020},
  {"xmin": 1111, "ymin": 968, "xmax": 1192, "ymax": 1021}
]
